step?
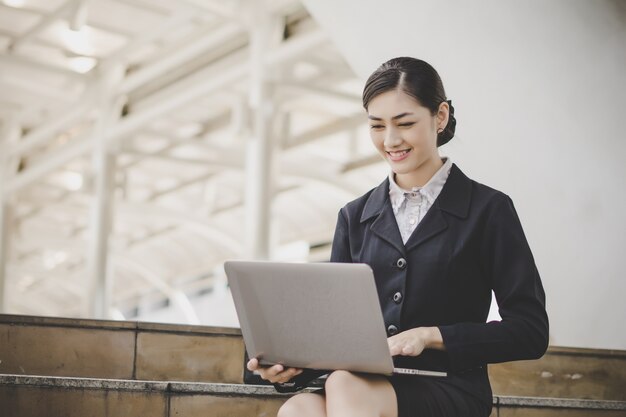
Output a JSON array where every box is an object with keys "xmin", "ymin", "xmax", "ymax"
[
  {"xmin": 2, "ymin": 374, "xmax": 625, "ymax": 417},
  {"xmin": 0, "ymin": 374, "xmax": 290, "ymax": 417},
  {"xmin": 0, "ymin": 314, "xmax": 244, "ymax": 384},
  {"xmin": 488, "ymin": 346, "xmax": 626, "ymax": 402},
  {"xmin": 1, "ymin": 314, "xmax": 624, "ymax": 401}
]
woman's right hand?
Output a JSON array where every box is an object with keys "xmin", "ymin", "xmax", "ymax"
[{"xmin": 246, "ymin": 357, "xmax": 303, "ymax": 384}]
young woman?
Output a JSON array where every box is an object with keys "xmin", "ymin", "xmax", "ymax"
[{"xmin": 247, "ymin": 57, "xmax": 549, "ymax": 417}]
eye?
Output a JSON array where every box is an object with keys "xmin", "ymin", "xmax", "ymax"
[
  {"xmin": 370, "ymin": 124, "xmax": 384, "ymax": 130},
  {"xmin": 398, "ymin": 122, "xmax": 415, "ymax": 127}
]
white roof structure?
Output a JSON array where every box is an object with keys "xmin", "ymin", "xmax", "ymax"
[
  {"xmin": 3, "ymin": 0, "xmax": 624, "ymax": 351},
  {"xmin": 0, "ymin": 0, "xmax": 389, "ymax": 322}
]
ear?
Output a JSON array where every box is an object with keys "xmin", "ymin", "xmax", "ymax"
[{"xmin": 436, "ymin": 101, "xmax": 450, "ymax": 131}]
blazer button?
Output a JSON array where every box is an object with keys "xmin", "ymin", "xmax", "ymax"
[
  {"xmin": 387, "ymin": 324, "xmax": 398, "ymax": 335},
  {"xmin": 393, "ymin": 291, "xmax": 403, "ymax": 304},
  {"xmin": 396, "ymin": 258, "xmax": 407, "ymax": 269}
]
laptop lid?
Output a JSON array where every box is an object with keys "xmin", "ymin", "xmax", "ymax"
[{"xmin": 224, "ymin": 260, "xmax": 395, "ymax": 375}]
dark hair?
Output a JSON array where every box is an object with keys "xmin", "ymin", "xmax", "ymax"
[{"xmin": 362, "ymin": 57, "xmax": 457, "ymax": 147}]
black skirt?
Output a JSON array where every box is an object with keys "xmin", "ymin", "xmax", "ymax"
[
  {"xmin": 312, "ymin": 374, "xmax": 492, "ymax": 417},
  {"xmin": 388, "ymin": 374, "xmax": 492, "ymax": 417}
]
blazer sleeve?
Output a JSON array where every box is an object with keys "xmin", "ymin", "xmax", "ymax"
[
  {"xmin": 271, "ymin": 209, "xmax": 350, "ymax": 393},
  {"xmin": 330, "ymin": 208, "xmax": 352, "ymax": 263},
  {"xmin": 438, "ymin": 193, "xmax": 549, "ymax": 372}
]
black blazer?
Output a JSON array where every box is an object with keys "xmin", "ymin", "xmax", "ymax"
[{"xmin": 275, "ymin": 163, "xmax": 549, "ymax": 404}]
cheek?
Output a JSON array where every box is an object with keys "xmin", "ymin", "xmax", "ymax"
[
  {"xmin": 410, "ymin": 126, "xmax": 435, "ymax": 147},
  {"xmin": 370, "ymin": 132, "xmax": 384, "ymax": 150}
]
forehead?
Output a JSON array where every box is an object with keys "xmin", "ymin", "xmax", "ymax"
[{"xmin": 367, "ymin": 89, "xmax": 428, "ymax": 116}]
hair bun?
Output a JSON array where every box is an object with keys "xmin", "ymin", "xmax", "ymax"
[{"xmin": 437, "ymin": 99, "xmax": 456, "ymax": 147}]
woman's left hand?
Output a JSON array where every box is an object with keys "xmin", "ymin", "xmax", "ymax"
[{"xmin": 388, "ymin": 327, "xmax": 445, "ymax": 356}]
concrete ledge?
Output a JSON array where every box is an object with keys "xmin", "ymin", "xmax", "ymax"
[
  {"xmin": 2, "ymin": 374, "xmax": 625, "ymax": 411},
  {"xmin": 1, "ymin": 314, "xmax": 624, "ymax": 402},
  {"xmin": 0, "ymin": 314, "xmax": 245, "ymax": 383},
  {"xmin": 544, "ymin": 346, "xmax": 626, "ymax": 360},
  {"xmin": 496, "ymin": 395, "xmax": 626, "ymax": 411},
  {"xmin": 0, "ymin": 314, "xmax": 136, "ymax": 331},
  {"xmin": 0, "ymin": 374, "xmax": 305, "ymax": 397},
  {"xmin": 0, "ymin": 313, "xmax": 242, "ymax": 336},
  {"xmin": 169, "ymin": 381, "xmax": 309, "ymax": 397},
  {"xmin": 0, "ymin": 374, "xmax": 168, "ymax": 392}
]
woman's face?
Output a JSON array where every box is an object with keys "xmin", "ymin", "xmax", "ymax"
[{"xmin": 367, "ymin": 89, "xmax": 444, "ymax": 186}]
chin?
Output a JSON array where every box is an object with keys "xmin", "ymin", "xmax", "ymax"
[{"xmin": 391, "ymin": 163, "xmax": 418, "ymax": 175}]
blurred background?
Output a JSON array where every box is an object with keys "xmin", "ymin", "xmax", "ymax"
[{"xmin": 0, "ymin": 0, "xmax": 624, "ymax": 352}]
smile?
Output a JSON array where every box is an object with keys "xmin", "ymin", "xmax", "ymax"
[{"xmin": 386, "ymin": 149, "xmax": 411, "ymax": 161}]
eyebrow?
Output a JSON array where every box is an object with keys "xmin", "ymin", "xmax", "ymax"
[{"xmin": 368, "ymin": 112, "xmax": 414, "ymax": 121}]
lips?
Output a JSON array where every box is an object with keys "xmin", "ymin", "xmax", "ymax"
[{"xmin": 386, "ymin": 149, "xmax": 411, "ymax": 162}]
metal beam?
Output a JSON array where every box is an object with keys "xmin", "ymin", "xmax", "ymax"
[
  {"xmin": 0, "ymin": 54, "xmax": 86, "ymax": 82},
  {"xmin": 341, "ymin": 153, "xmax": 383, "ymax": 172},
  {"xmin": 176, "ymin": 0, "xmax": 237, "ymax": 20},
  {"xmin": 278, "ymin": 81, "xmax": 361, "ymax": 104},
  {"xmin": 0, "ymin": 76, "xmax": 76, "ymax": 103},
  {"xmin": 86, "ymin": 64, "xmax": 126, "ymax": 319},
  {"xmin": 0, "ymin": 2, "xmax": 136, "ymax": 39},
  {"xmin": 15, "ymin": 199, "xmax": 244, "ymax": 256},
  {"xmin": 148, "ymin": 170, "xmax": 217, "ymax": 200},
  {"xmin": 119, "ymin": 23, "xmax": 243, "ymax": 94},
  {"xmin": 284, "ymin": 112, "xmax": 365, "ymax": 149},
  {"xmin": 0, "ymin": 120, "xmax": 21, "ymax": 313},
  {"xmin": 9, "ymin": 0, "xmax": 78, "ymax": 51},
  {"xmin": 113, "ymin": 257, "xmax": 200, "ymax": 324},
  {"xmin": 106, "ymin": 9, "xmax": 197, "ymax": 64},
  {"xmin": 7, "ymin": 89, "xmax": 95, "ymax": 159},
  {"xmin": 5, "ymin": 28, "xmax": 329, "ymax": 194},
  {"xmin": 245, "ymin": 61, "xmax": 276, "ymax": 258},
  {"xmin": 0, "ymin": 200, "xmax": 12, "ymax": 314},
  {"xmin": 6, "ymin": 22, "xmax": 241, "ymax": 162},
  {"xmin": 119, "ymin": 147, "xmax": 360, "ymax": 195}
]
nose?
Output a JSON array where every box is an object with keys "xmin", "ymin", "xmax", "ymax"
[{"xmin": 383, "ymin": 126, "xmax": 403, "ymax": 149}]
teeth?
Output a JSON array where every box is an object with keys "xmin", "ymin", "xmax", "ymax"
[{"xmin": 388, "ymin": 150, "xmax": 409, "ymax": 156}]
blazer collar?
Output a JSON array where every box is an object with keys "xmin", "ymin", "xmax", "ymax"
[
  {"xmin": 361, "ymin": 162, "xmax": 472, "ymax": 223},
  {"xmin": 359, "ymin": 163, "xmax": 472, "ymax": 254}
]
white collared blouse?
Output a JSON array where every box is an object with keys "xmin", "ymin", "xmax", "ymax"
[{"xmin": 388, "ymin": 156, "xmax": 453, "ymax": 244}]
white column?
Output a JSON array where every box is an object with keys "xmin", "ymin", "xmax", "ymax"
[
  {"xmin": 86, "ymin": 63, "xmax": 126, "ymax": 319},
  {"xmin": 243, "ymin": 0, "xmax": 280, "ymax": 260},
  {"xmin": 0, "ymin": 120, "xmax": 21, "ymax": 313}
]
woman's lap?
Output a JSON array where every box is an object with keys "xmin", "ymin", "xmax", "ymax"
[
  {"xmin": 388, "ymin": 375, "xmax": 492, "ymax": 417},
  {"xmin": 310, "ymin": 374, "xmax": 491, "ymax": 417}
]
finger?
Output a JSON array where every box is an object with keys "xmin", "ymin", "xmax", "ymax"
[
  {"xmin": 272, "ymin": 367, "xmax": 301, "ymax": 384},
  {"xmin": 262, "ymin": 364, "xmax": 284, "ymax": 381},
  {"xmin": 388, "ymin": 342, "xmax": 401, "ymax": 356},
  {"xmin": 255, "ymin": 363, "xmax": 281, "ymax": 380},
  {"xmin": 274, "ymin": 366, "xmax": 297, "ymax": 380},
  {"xmin": 269, "ymin": 369, "xmax": 290, "ymax": 384},
  {"xmin": 401, "ymin": 345, "xmax": 414, "ymax": 355},
  {"xmin": 277, "ymin": 370, "xmax": 297, "ymax": 384},
  {"xmin": 247, "ymin": 358, "xmax": 258, "ymax": 371},
  {"xmin": 271, "ymin": 364, "xmax": 284, "ymax": 375},
  {"xmin": 284, "ymin": 367, "xmax": 302, "ymax": 378}
]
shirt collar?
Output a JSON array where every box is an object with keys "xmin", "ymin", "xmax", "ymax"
[{"xmin": 388, "ymin": 156, "xmax": 453, "ymax": 213}]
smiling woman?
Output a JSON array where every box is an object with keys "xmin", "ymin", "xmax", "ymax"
[
  {"xmin": 247, "ymin": 57, "xmax": 549, "ymax": 417},
  {"xmin": 367, "ymin": 90, "xmax": 447, "ymax": 190},
  {"xmin": 364, "ymin": 58, "xmax": 456, "ymax": 189}
]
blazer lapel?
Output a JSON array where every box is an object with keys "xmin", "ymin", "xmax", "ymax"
[
  {"xmin": 404, "ymin": 163, "xmax": 472, "ymax": 252},
  {"xmin": 404, "ymin": 201, "xmax": 448, "ymax": 252},
  {"xmin": 359, "ymin": 163, "xmax": 472, "ymax": 255},
  {"xmin": 361, "ymin": 178, "xmax": 406, "ymax": 256}
]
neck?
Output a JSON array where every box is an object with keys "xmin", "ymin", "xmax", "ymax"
[{"xmin": 395, "ymin": 156, "xmax": 444, "ymax": 189}]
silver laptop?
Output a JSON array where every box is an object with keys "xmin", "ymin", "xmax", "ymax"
[{"xmin": 224, "ymin": 260, "xmax": 446, "ymax": 377}]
